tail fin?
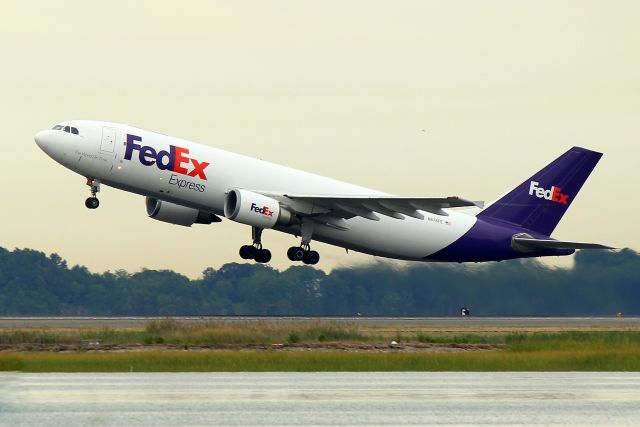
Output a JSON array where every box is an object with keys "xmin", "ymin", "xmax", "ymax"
[{"xmin": 478, "ymin": 146, "xmax": 602, "ymax": 236}]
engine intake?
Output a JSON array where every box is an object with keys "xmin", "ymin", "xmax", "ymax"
[
  {"xmin": 224, "ymin": 189, "xmax": 293, "ymax": 228},
  {"xmin": 145, "ymin": 197, "xmax": 221, "ymax": 227}
]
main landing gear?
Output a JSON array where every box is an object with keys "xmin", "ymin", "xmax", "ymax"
[
  {"xmin": 287, "ymin": 221, "xmax": 320, "ymax": 265},
  {"xmin": 287, "ymin": 244, "xmax": 320, "ymax": 265},
  {"xmin": 85, "ymin": 178, "xmax": 100, "ymax": 209},
  {"xmin": 239, "ymin": 227, "xmax": 272, "ymax": 263},
  {"xmin": 237, "ymin": 222, "xmax": 321, "ymax": 265}
]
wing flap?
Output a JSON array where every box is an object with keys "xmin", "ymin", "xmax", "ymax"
[
  {"xmin": 333, "ymin": 202, "xmax": 380, "ymax": 221},
  {"xmin": 361, "ymin": 201, "xmax": 405, "ymax": 220},
  {"xmin": 281, "ymin": 194, "xmax": 479, "ymax": 220}
]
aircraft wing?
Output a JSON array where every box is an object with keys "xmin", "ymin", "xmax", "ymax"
[
  {"xmin": 512, "ymin": 236, "xmax": 615, "ymax": 251},
  {"xmin": 266, "ymin": 193, "xmax": 481, "ymax": 227}
]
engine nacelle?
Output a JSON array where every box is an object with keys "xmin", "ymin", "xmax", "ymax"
[
  {"xmin": 224, "ymin": 189, "xmax": 293, "ymax": 229},
  {"xmin": 145, "ymin": 197, "xmax": 220, "ymax": 227}
]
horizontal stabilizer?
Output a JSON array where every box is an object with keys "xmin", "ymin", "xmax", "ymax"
[{"xmin": 512, "ymin": 236, "xmax": 614, "ymax": 253}]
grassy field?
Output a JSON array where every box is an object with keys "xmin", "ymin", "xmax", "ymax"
[
  {"xmin": 1, "ymin": 342, "xmax": 639, "ymax": 372},
  {"xmin": 0, "ymin": 318, "xmax": 369, "ymax": 346},
  {"xmin": 4, "ymin": 318, "xmax": 637, "ymax": 346},
  {"xmin": 1, "ymin": 320, "xmax": 640, "ymax": 372}
]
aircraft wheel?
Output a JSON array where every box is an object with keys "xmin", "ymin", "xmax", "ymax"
[
  {"xmin": 287, "ymin": 246, "xmax": 305, "ymax": 261},
  {"xmin": 85, "ymin": 197, "xmax": 99, "ymax": 209},
  {"xmin": 255, "ymin": 249, "xmax": 272, "ymax": 263},
  {"xmin": 239, "ymin": 245, "xmax": 257, "ymax": 260},
  {"xmin": 302, "ymin": 250, "xmax": 320, "ymax": 265}
]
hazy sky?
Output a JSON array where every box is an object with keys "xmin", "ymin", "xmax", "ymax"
[{"xmin": 1, "ymin": 1, "xmax": 638, "ymax": 277}]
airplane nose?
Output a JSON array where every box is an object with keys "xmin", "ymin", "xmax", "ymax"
[{"xmin": 34, "ymin": 130, "xmax": 48, "ymax": 149}]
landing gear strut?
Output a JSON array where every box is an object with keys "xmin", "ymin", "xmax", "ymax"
[
  {"xmin": 85, "ymin": 178, "xmax": 100, "ymax": 209},
  {"xmin": 287, "ymin": 221, "xmax": 320, "ymax": 265},
  {"xmin": 239, "ymin": 227, "xmax": 272, "ymax": 263}
]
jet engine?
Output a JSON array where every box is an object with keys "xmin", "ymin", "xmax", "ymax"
[
  {"xmin": 224, "ymin": 189, "xmax": 294, "ymax": 228},
  {"xmin": 145, "ymin": 197, "xmax": 221, "ymax": 227}
]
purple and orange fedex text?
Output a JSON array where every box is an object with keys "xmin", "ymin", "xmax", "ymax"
[{"xmin": 124, "ymin": 134, "xmax": 210, "ymax": 180}]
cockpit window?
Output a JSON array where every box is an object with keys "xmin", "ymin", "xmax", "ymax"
[{"xmin": 51, "ymin": 124, "xmax": 80, "ymax": 135}]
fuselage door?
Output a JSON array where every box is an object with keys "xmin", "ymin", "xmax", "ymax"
[{"xmin": 100, "ymin": 127, "xmax": 116, "ymax": 153}]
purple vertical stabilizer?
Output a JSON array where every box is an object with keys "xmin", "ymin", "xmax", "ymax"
[{"xmin": 477, "ymin": 146, "xmax": 602, "ymax": 236}]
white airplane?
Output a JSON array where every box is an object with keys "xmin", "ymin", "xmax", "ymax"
[{"xmin": 35, "ymin": 120, "xmax": 611, "ymax": 265}]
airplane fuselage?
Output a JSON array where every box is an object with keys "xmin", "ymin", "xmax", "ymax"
[{"xmin": 36, "ymin": 120, "xmax": 599, "ymax": 264}]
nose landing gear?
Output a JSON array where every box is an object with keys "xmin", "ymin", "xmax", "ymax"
[
  {"xmin": 85, "ymin": 178, "xmax": 100, "ymax": 209},
  {"xmin": 239, "ymin": 227, "xmax": 272, "ymax": 263},
  {"xmin": 85, "ymin": 197, "xmax": 99, "ymax": 209}
]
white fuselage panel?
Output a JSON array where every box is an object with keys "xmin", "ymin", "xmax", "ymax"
[{"xmin": 37, "ymin": 121, "xmax": 476, "ymax": 260}]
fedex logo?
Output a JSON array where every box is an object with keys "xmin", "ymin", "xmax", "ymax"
[
  {"xmin": 528, "ymin": 181, "xmax": 570, "ymax": 205},
  {"xmin": 124, "ymin": 134, "xmax": 210, "ymax": 180},
  {"xmin": 250, "ymin": 203, "xmax": 274, "ymax": 217}
]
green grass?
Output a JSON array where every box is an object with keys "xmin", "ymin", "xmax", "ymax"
[
  {"xmin": 0, "ymin": 319, "xmax": 370, "ymax": 346},
  {"xmin": 1, "ymin": 345, "xmax": 640, "ymax": 372},
  {"xmin": 4, "ymin": 319, "xmax": 640, "ymax": 348},
  {"xmin": 2, "ymin": 326, "xmax": 640, "ymax": 372},
  {"xmin": 506, "ymin": 331, "xmax": 640, "ymax": 351},
  {"xmin": 413, "ymin": 333, "xmax": 507, "ymax": 344}
]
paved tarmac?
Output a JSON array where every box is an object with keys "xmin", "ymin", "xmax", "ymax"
[
  {"xmin": 3, "ymin": 372, "xmax": 640, "ymax": 426},
  {"xmin": 0, "ymin": 316, "xmax": 638, "ymax": 329}
]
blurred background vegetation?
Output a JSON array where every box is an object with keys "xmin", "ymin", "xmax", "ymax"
[{"xmin": 0, "ymin": 247, "xmax": 637, "ymax": 316}]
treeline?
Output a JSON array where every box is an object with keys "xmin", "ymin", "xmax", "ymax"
[{"xmin": 0, "ymin": 247, "xmax": 638, "ymax": 316}]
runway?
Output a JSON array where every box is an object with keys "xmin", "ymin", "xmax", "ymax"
[
  {"xmin": 1, "ymin": 316, "xmax": 638, "ymax": 330},
  {"xmin": 2, "ymin": 372, "xmax": 640, "ymax": 426}
]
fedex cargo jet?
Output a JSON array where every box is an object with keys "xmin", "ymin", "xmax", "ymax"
[{"xmin": 35, "ymin": 120, "xmax": 612, "ymax": 265}]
